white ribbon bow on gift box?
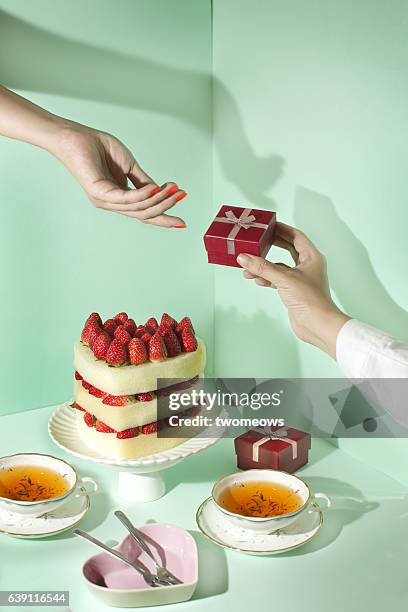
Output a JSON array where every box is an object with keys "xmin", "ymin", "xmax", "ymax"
[
  {"xmin": 214, "ymin": 208, "xmax": 269, "ymax": 255},
  {"xmin": 250, "ymin": 426, "xmax": 298, "ymax": 462}
]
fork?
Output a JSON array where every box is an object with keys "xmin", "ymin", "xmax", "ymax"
[
  {"xmin": 114, "ymin": 511, "xmax": 182, "ymax": 585},
  {"xmin": 73, "ymin": 529, "xmax": 173, "ymax": 587}
]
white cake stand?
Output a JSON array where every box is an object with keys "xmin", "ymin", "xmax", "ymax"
[{"xmin": 48, "ymin": 403, "xmax": 224, "ymax": 502}]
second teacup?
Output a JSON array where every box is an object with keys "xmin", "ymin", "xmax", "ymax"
[{"xmin": 212, "ymin": 469, "xmax": 330, "ymax": 533}]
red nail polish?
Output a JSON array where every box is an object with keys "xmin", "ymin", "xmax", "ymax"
[
  {"xmin": 149, "ymin": 185, "xmax": 161, "ymax": 196},
  {"xmin": 175, "ymin": 191, "xmax": 187, "ymax": 202},
  {"xmin": 174, "ymin": 224, "xmax": 186, "ymax": 228},
  {"xmin": 167, "ymin": 185, "xmax": 178, "ymax": 196}
]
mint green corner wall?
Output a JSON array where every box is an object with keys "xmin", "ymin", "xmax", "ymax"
[
  {"xmin": 2, "ymin": 0, "xmax": 408, "ymax": 492},
  {"xmin": 212, "ymin": 0, "xmax": 408, "ymax": 481},
  {"xmin": 0, "ymin": 0, "xmax": 213, "ymax": 415},
  {"xmin": 212, "ymin": 0, "xmax": 408, "ymax": 377}
]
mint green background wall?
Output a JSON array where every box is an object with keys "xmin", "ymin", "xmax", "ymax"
[
  {"xmin": 2, "ymin": 0, "xmax": 408, "ymax": 432},
  {"xmin": 212, "ymin": 0, "xmax": 408, "ymax": 378},
  {"xmin": 0, "ymin": 0, "xmax": 213, "ymax": 415}
]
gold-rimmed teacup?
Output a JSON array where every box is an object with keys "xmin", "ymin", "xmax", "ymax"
[
  {"xmin": 0, "ymin": 453, "xmax": 97, "ymax": 517},
  {"xmin": 212, "ymin": 469, "xmax": 330, "ymax": 534}
]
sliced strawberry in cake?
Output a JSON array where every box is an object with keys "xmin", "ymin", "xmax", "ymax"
[{"xmin": 77, "ymin": 403, "xmax": 203, "ymax": 461}]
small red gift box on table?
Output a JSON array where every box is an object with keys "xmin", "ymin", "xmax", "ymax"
[
  {"xmin": 203, "ymin": 205, "xmax": 277, "ymax": 267},
  {"xmin": 234, "ymin": 426, "xmax": 311, "ymax": 473}
]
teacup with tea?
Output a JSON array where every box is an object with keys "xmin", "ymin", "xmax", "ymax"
[
  {"xmin": 212, "ymin": 469, "xmax": 330, "ymax": 533},
  {"xmin": 0, "ymin": 453, "xmax": 97, "ymax": 517}
]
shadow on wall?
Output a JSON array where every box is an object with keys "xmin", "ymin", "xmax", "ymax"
[
  {"xmin": 294, "ymin": 186, "xmax": 408, "ymax": 342},
  {"xmin": 0, "ymin": 11, "xmax": 210, "ymax": 131},
  {"xmin": 0, "ymin": 10, "xmax": 284, "ymax": 213},
  {"xmin": 213, "ymin": 80, "xmax": 285, "ymax": 210}
]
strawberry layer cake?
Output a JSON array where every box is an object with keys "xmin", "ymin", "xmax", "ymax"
[{"xmin": 72, "ymin": 311, "xmax": 206, "ymax": 460}]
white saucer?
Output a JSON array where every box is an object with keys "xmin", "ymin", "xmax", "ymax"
[
  {"xmin": 0, "ymin": 490, "xmax": 90, "ymax": 539},
  {"xmin": 196, "ymin": 497, "xmax": 323, "ymax": 555}
]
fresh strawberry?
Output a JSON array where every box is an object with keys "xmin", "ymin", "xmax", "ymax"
[
  {"xmin": 128, "ymin": 337, "xmax": 148, "ymax": 365},
  {"xmin": 93, "ymin": 332, "xmax": 111, "ymax": 360},
  {"xmin": 74, "ymin": 370, "xmax": 83, "ymax": 381},
  {"xmin": 161, "ymin": 327, "xmax": 181, "ymax": 357},
  {"xmin": 95, "ymin": 419, "xmax": 116, "ymax": 433},
  {"xmin": 83, "ymin": 412, "xmax": 95, "ymax": 427},
  {"xmin": 123, "ymin": 318, "xmax": 136, "ymax": 336},
  {"xmin": 88, "ymin": 326, "xmax": 101, "ymax": 351},
  {"xmin": 102, "ymin": 394, "xmax": 128, "ymax": 406},
  {"xmin": 114, "ymin": 312, "xmax": 128, "ymax": 324},
  {"xmin": 180, "ymin": 328, "xmax": 198, "ymax": 353},
  {"xmin": 103, "ymin": 318, "xmax": 118, "ymax": 337},
  {"xmin": 141, "ymin": 332, "xmax": 152, "ymax": 345},
  {"xmin": 81, "ymin": 325, "xmax": 90, "ymax": 344},
  {"xmin": 135, "ymin": 392, "xmax": 154, "ymax": 402},
  {"xmin": 114, "ymin": 325, "xmax": 132, "ymax": 345},
  {"xmin": 145, "ymin": 317, "xmax": 159, "ymax": 334},
  {"xmin": 116, "ymin": 427, "xmax": 139, "ymax": 439},
  {"xmin": 135, "ymin": 325, "xmax": 146, "ymax": 338},
  {"xmin": 85, "ymin": 312, "xmax": 102, "ymax": 327},
  {"xmin": 157, "ymin": 323, "xmax": 168, "ymax": 336},
  {"xmin": 176, "ymin": 316, "xmax": 195, "ymax": 335},
  {"xmin": 81, "ymin": 312, "xmax": 102, "ymax": 343},
  {"xmin": 81, "ymin": 319, "xmax": 100, "ymax": 344},
  {"xmin": 106, "ymin": 339, "xmax": 127, "ymax": 366},
  {"xmin": 161, "ymin": 313, "xmax": 177, "ymax": 329},
  {"xmin": 72, "ymin": 402, "xmax": 85, "ymax": 412},
  {"xmin": 149, "ymin": 333, "xmax": 168, "ymax": 362},
  {"xmin": 82, "ymin": 379, "xmax": 92, "ymax": 391},
  {"xmin": 88, "ymin": 385, "xmax": 107, "ymax": 399},
  {"xmin": 140, "ymin": 421, "xmax": 158, "ymax": 435}
]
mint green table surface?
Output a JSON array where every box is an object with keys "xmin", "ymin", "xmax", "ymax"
[{"xmin": 1, "ymin": 405, "xmax": 407, "ymax": 612}]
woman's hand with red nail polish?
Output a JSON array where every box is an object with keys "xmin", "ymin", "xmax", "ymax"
[
  {"xmin": 0, "ymin": 87, "xmax": 185, "ymax": 228},
  {"xmin": 116, "ymin": 182, "xmax": 188, "ymax": 227},
  {"xmin": 52, "ymin": 123, "xmax": 186, "ymax": 228}
]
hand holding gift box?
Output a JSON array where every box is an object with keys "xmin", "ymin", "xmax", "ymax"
[
  {"xmin": 234, "ymin": 426, "xmax": 311, "ymax": 473},
  {"xmin": 204, "ymin": 205, "xmax": 276, "ymax": 267}
]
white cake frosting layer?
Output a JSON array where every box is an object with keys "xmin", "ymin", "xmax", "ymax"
[
  {"xmin": 74, "ymin": 338, "xmax": 206, "ymax": 395},
  {"xmin": 74, "ymin": 377, "xmax": 204, "ymax": 430},
  {"xmin": 76, "ymin": 413, "xmax": 188, "ymax": 460}
]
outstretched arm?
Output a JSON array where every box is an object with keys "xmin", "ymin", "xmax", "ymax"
[
  {"xmin": 237, "ymin": 222, "xmax": 408, "ymax": 375},
  {"xmin": 0, "ymin": 86, "xmax": 186, "ymax": 228}
]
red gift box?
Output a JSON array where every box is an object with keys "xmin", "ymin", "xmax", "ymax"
[
  {"xmin": 234, "ymin": 426, "xmax": 311, "ymax": 473},
  {"xmin": 203, "ymin": 205, "xmax": 277, "ymax": 268}
]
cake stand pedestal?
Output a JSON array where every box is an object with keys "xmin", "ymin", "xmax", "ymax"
[
  {"xmin": 48, "ymin": 403, "xmax": 224, "ymax": 502},
  {"xmin": 118, "ymin": 471, "xmax": 165, "ymax": 502}
]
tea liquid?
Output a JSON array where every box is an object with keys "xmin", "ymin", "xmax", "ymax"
[
  {"xmin": 218, "ymin": 480, "xmax": 303, "ymax": 517},
  {"xmin": 0, "ymin": 465, "xmax": 70, "ymax": 502}
]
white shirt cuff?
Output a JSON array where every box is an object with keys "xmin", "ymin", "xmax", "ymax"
[{"xmin": 336, "ymin": 319, "xmax": 396, "ymax": 378}]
